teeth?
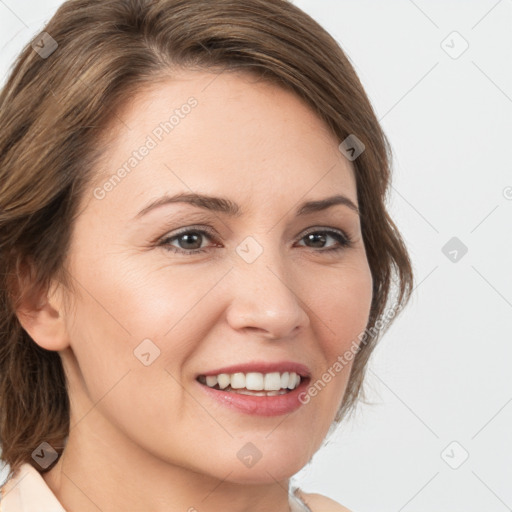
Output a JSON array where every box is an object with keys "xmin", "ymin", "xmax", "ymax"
[
  {"xmin": 199, "ymin": 371, "xmax": 302, "ymax": 391},
  {"xmin": 264, "ymin": 372, "xmax": 282, "ymax": 391},
  {"xmin": 231, "ymin": 372, "xmax": 246, "ymax": 389},
  {"xmin": 205, "ymin": 375, "xmax": 219, "ymax": 387},
  {"xmin": 232, "ymin": 389, "xmax": 289, "ymax": 396},
  {"xmin": 217, "ymin": 374, "xmax": 230, "ymax": 389},
  {"xmin": 246, "ymin": 372, "xmax": 263, "ymax": 390}
]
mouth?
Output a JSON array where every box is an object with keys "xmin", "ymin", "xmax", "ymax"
[
  {"xmin": 193, "ymin": 361, "xmax": 312, "ymax": 415},
  {"xmin": 195, "ymin": 369, "xmax": 311, "ymax": 416},
  {"xmin": 196, "ymin": 370, "xmax": 308, "ymax": 396}
]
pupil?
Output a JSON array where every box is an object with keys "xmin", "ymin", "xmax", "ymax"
[
  {"xmin": 307, "ymin": 233, "xmax": 325, "ymax": 247},
  {"xmin": 181, "ymin": 233, "xmax": 201, "ymax": 249},
  {"xmin": 179, "ymin": 232, "xmax": 327, "ymax": 250}
]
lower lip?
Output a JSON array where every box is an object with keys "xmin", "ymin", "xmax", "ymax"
[{"xmin": 196, "ymin": 377, "xmax": 311, "ymax": 417}]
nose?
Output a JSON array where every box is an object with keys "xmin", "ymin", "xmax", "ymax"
[{"xmin": 225, "ymin": 244, "xmax": 310, "ymax": 340}]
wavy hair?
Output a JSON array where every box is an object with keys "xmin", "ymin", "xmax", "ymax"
[{"xmin": 0, "ymin": 0, "xmax": 413, "ymax": 479}]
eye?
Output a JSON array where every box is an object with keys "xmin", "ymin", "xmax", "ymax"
[
  {"xmin": 158, "ymin": 226, "xmax": 217, "ymax": 255},
  {"xmin": 158, "ymin": 226, "xmax": 353, "ymax": 255},
  {"xmin": 295, "ymin": 228, "xmax": 353, "ymax": 253}
]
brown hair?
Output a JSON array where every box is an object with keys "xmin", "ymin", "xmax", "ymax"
[{"xmin": 0, "ymin": 0, "xmax": 413, "ymax": 479}]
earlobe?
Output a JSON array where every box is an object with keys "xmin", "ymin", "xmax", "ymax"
[{"xmin": 13, "ymin": 275, "xmax": 70, "ymax": 352}]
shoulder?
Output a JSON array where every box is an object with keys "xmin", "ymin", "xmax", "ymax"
[{"xmin": 298, "ymin": 490, "xmax": 353, "ymax": 512}]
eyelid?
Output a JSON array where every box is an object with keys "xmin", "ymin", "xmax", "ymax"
[
  {"xmin": 157, "ymin": 223, "xmax": 350, "ymax": 242},
  {"xmin": 165, "ymin": 224, "xmax": 217, "ymax": 238},
  {"xmin": 156, "ymin": 223, "xmax": 354, "ymax": 254},
  {"xmin": 299, "ymin": 225, "xmax": 349, "ymax": 238},
  {"xmin": 153, "ymin": 224, "xmax": 217, "ymax": 245}
]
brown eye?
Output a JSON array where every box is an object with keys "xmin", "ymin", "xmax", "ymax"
[
  {"xmin": 297, "ymin": 229, "xmax": 352, "ymax": 252},
  {"xmin": 158, "ymin": 226, "xmax": 352, "ymax": 256},
  {"xmin": 159, "ymin": 227, "xmax": 218, "ymax": 255},
  {"xmin": 172, "ymin": 232, "xmax": 204, "ymax": 250}
]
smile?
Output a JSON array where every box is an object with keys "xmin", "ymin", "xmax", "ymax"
[{"xmin": 197, "ymin": 371, "xmax": 302, "ymax": 394}]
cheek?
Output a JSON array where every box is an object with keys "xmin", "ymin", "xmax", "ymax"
[
  {"xmin": 102, "ymin": 255, "xmax": 229, "ymax": 337},
  {"xmin": 307, "ymin": 261, "xmax": 373, "ymax": 351},
  {"xmin": 64, "ymin": 258, "xmax": 226, "ymax": 394},
  {"xmin": 62, "ymin": 272, "xmax": 197, "ymax": 444},
  {"xmin": 300, "ymin": 260, "xmax": 372, "ymax": 410}
]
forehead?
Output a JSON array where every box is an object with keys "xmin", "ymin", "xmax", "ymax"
[{"xmin": 83, "ymin": 69, "xmax": 357, "ymax": 220}]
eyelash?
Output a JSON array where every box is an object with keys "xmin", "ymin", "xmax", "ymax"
[{"xmin": 157, "ymin": 225, "xmax": 353, "ymax": 256}]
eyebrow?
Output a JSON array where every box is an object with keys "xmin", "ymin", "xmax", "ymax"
[{"xmin": 134, "ymin": 192, "xmax": 359, "ymax": 219}]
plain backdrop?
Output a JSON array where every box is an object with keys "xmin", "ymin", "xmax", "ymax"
[{"xmin": 1, "ymin": 1, "xmax": 511, "ymax": 511}]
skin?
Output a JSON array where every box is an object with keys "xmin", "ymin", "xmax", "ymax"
[{"xmin": 17, "ymin": 69, "xmax": 372, "ymax": 511}]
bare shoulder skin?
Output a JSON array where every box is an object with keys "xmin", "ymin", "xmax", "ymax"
[{"xmin": 298, "ymin": 490, "xmax": 353, "ymax": 512}]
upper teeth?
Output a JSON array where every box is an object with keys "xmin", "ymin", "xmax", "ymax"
[{"xmin": 201, "ymin": 371, "xmax": 301, "ymax": 391}]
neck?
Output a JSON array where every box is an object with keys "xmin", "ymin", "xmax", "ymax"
[{"xmin": 43, "ymin": 403, "xmax": 293, "ymax": 512}]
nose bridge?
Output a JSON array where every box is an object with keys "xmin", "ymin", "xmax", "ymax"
[{"xmin": 225, "ymin": 234, "xmax": 310, "ymax": 338}]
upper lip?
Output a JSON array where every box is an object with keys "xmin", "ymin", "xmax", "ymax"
[{"xmin": 197, "ymin": 361, "xmax": 311, "ymax": 379}]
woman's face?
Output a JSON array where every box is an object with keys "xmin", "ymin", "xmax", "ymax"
[{"xmin": 56, "ymin": 69, "xmax": 373, "ymax": 483}]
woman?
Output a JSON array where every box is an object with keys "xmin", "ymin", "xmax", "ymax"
[{"xmin": 0, "ymin": 0, "xmax": 413, "ymax": 510}]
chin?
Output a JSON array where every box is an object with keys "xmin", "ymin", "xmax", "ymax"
[{"xmin": 226, "ymin": 453, "xmax": 307, "ymax": 484}]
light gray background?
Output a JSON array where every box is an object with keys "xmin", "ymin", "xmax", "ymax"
[{"xmin": 1, "ymin": 1, "xmax": 511, "ymax": 511}]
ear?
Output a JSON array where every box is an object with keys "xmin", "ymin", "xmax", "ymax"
[{"xmin": 10, "ymin": 262, "xmax": 70, "ymax": 352}]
